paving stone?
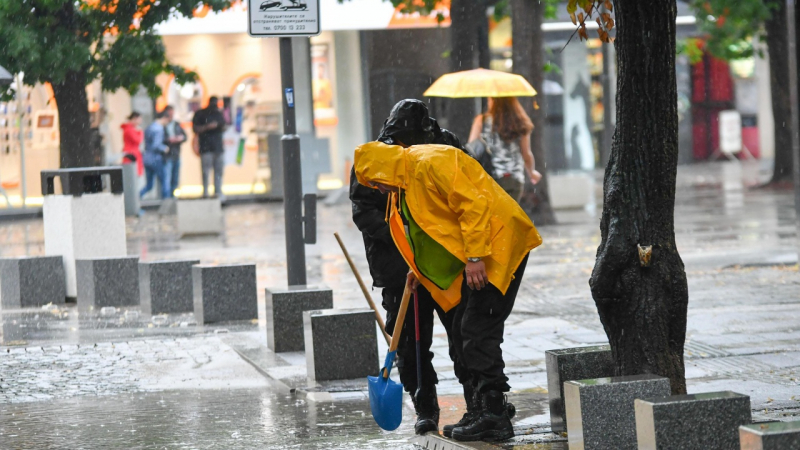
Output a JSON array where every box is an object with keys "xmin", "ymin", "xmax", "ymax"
[
  {"xmin": 739, "ymin": 421, "xmax": 800, "ymax": 450},
  {"xmin": 139, "ymin": 260, "xmax": 200, "ymax": 315},
  {"xmin": 565, "ymin": 374, "xmax": 671, "ymax": 450},
  {"xmin": 0, "ymin": 256, "xmax": 65, "ymax": 308},
  {"xmin": 76, "ymin": 257, "xmax": 139, "ymax": 312},
  {"xmin": 43, "ymin": 193, "xmax": 127, "ymax": 298},
  {"xmin": 303, "ymin": 309, "xmax": 378, "ymax": 381},
  {"xmin": 265, "ymin": 286, "xmax": 333, "ymax": 352},
  {"xmin": 177, "ymin": 198, "xmax": 223, "ymax": 236},
  {"xmin": 635, "ymin": 391, "xmax": 751, "ymax": 450},
  {"xmin": 192, "ymin": 264, "xmax": 257, "ymax": 324},
  {"xmin": 546, "ymin": 345, "xmax": 616, "ymax": 432}
]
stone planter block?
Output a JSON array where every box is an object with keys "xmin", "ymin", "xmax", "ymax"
[
  {"xmin": 740, "ymin": 421, "xmax": 800, "ymax": 449},
  {"xmin": 177, "ymin": 198, "xmax": 223, "ymax": 236},
  {"xmin": 266, "ymin": 286, "xmax": 333, "ymax": 353},
  {"xmin": 43, "ymin": 192, "xmax": 127, "ymax": 298},
  {"xmin": 303, "ymin": 309, "xmax": 378, "ymax": 381},
  {"xmin": 565, "ymin": 374, "xmax": 671, "ymax": 450},
  {"xmin": 192, "ymin": 264, "xmax": 257, "ymax": 324},
  {"xmin": 0, "ymin": 256, "xmax": 66, "ymax": 308},
  {"xmin": 635, "ymin": 391, "xmax": 751, "ymax": 450},
  {"xmin": 546, "ymin": 345, "xmax": 616, "ymax": 432},
  {"xmin": 139, "ymin": 260, "xmax": 200, "ymax": 315},
  {"xmin": 76, "ymin": 257, "xmax": 140, "ymax": 311}
]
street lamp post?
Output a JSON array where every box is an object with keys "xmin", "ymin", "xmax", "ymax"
[{"xmin": 786, "ymin": 0, "xmax": 800, "ymax": 260}]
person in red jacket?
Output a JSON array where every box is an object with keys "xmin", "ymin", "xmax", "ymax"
[{"xmin": 121, "ymin": 112, "xmax": 144, "ymax": 176}]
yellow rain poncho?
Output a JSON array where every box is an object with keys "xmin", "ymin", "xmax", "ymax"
[{"xmin": 354, "ymin": 141, "xmax": 542, "ymax": 311}]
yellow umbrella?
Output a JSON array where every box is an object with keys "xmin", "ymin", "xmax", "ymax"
[{"xmin": 423, "ymin": 68, "xmax": 537, "ymax": 98}]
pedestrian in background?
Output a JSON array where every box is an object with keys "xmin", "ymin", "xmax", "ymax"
[
  {"xmin": 121, "ymin": 112, "xmax": 143, "ymax": 176},
  {"xmin": 139, "ymin": 111, "xmax": 171, "ymax": 199},
  {"xmin": 192, "ymin": 96, "xmax": 226, "ymax": 199},
  {"xmin": 468, "ymin": 97, "xmax": 541, "ymax": 203},
  {"xmin": 162, "ymin": 105, "xmax": 187, "ymax": 197}
]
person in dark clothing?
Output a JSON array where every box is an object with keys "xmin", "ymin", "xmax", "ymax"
[
  {"xmin": 351, "ymin": 99, "xmax": 481, "ymax": 436},
  {"xmin": 192, "ymin": 96, "xmax": 226, "ymax": 198}
]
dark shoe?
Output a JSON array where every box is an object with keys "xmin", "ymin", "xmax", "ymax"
[
  {"xmin": 451, "ymin": 390, "xmax": 514, "ymax": 442},
  {"xmin": 443, "ymin": 384, "xmax": 480, "ymax": 438},
  {"xmin": 411, "ymin": 387, "xmax": 440, "ymax": 435}
]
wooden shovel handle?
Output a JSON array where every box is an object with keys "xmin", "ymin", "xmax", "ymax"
[
  {"xmin": 334, "ymin": 232, "xmax": 391, "ymax": 345},
  {"xmin": 384, "ymin": 284, "xmax": 412, "ymax": 378}
]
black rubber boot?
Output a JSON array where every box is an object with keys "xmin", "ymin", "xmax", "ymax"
[
  {"xmin": 451, "ymin": 390, "xmax": 514, "ymax": 442},
  {"xmin": 443, "ymin": 384, "xmax": 480, "ymax": 438},
  {"xmin": 411, "ymin": 387, "xmax": 440, "ymax": 435}
]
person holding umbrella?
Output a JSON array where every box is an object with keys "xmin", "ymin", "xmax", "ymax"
[
  {"xmin": 354, "ymin": 135, "xmax": 542, "ymax": 442},
  {"xmin": 468, "ymin": 97, "xmax": 542, "ymax": 202},
  {"xmin": 424, "ymin": 68, "xmax": 542, "ymax": 203}
]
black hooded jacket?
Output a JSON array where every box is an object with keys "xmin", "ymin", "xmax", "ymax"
[{"xmin": 349, "ymin": 99, "xmax": 468, "ymax": 289}]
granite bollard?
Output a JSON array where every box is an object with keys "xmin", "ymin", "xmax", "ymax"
[
  {"xmin": 565, "ymin": 374, "xmax": 671, "ymax": 450},
  {"xmin": 546, "ymin": 345, "xmax": 616, "ymax": 432},
  {"xmin": 635, "ymin": 391, "xmax": 751, "ymax": 450},
  {"xmin": 192, "ymin": 264, "xmax": 257, "ymax": 324},
  {"xmin": 266, "ymin": 286, "xmax": 333, "ymax": 352},
  {"xmin": 177, "ymin": 198, "xmax": 223, "ymax": 236},
  {"xmin": 0, "ymin": 256, "xmax": 66, "ymax": 308},
  {"xmin": 76, "ymin": 257, "xmax": 140, "ymax": 311},
  {"xmin": 303, "ymin": 309, "xmax": 378, "ymax": 381},
  {"xmin": 740, "ymin": 421, "xmax": 800, "ymax": 449},
  {"xmin": 139, "ymin": 260, "xmax": 200, "ymax": 315}
]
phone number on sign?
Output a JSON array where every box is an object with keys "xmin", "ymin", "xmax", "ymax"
[{"xmin": 270, "ymin": 25, "xmax": 306, "ymax": 31}]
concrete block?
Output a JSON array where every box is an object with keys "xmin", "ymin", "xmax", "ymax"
[
  {"xmin": 139, "ymin": 260, "xmax": 200, "ymax": 315},
  {"xmin": 635, "ymin": 391, "xmax": 751, "ymax": 450},
  {"xmin": 266, "ymin": 286, "xmax": 333, "ymax": 352},
  {"xmin": 740, "ymin": 421, "xmax": 800, "ymax": 449},
  {"xmin": 0, "ymin": 256, "xmax": 66, "ymax": 308},
  {"xmin": 549, "ymin": 172, "xmax": 594, "ymax": 209},
  {"xmin": 43, "ymin": 193, "xmax": 127, "ymax": 298},
  {"xmin": 565, "ymin": 374, "xmax": 671, "ymax": 450},
  {"xmin": 546, "ymin": 345, "xmax": 616, "ymax": 432},
  {"xmin": 303, "ymin": 309, "xmax": 378, "ymax": 381},
  {"xmin": 177, "ymin": 198, "xmax": 223, "ymax": 236},
  {"xmin": 76, "ymin": 257, "xmax": 139, "ymax": 312},
  {"xmin": 192, "ymin": 264, "xmax": 257, "ymax": 324}
]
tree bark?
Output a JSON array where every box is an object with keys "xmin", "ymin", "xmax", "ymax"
[
  {"xmin": 765, "ymin": 0, "xmax": 794, "ymax": 185},
  {"xmin": 51, "ymin": 70, "xmax": 96, "ymax": 168},
  {"xmin": 590, "ymin": 0, "xmax": 689, "ymax": 395},
  {"xmin": 512, "ymin": 0, "xmax": 557, "ymax": 225},
  {"xmin": 448, "ymin": 0, "xmax": 484, "ymax": 140}
]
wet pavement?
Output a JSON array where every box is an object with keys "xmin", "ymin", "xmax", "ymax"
[{"xmin": 0, "ymin": 160, "xmax": 798, "ymax": 449}]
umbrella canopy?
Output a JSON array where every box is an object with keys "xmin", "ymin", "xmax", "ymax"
[
  {"xmin": 0, "ymin": 65, "xmax": 12, "ymax": 86},
  {"xmin": 423, "ymin": 68, "xmax": 537, "ymax": 98}
]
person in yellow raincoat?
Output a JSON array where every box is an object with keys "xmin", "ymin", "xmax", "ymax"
[{"xmin": 355, "ymin": 141, "xmax": 541, "ymax": 442}]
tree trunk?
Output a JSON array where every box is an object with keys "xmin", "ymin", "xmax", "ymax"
[
  {"xmin": 51, "ymin": 70, "xmax": 95, "ymax": 168},
  {"xmin": 448, "ymin": 0, "xmax": 484, "ymax": 140},
  {"xmin": 512, "ymin": 0, "xmax": 557, "ymax": 225},
  {"xmin": 590, "ymin": 0, "xmax": 689, "ymax": 395},
  {"xmin": 766, "ymin": 0, "xmax": 794, "ymax": 185}
]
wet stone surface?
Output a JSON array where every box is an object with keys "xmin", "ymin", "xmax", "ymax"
[{"xmin": 0, "ymin": 162, "xmax": 798, "ymax": 449}]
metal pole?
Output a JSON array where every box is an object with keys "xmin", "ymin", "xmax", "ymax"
[
  {"xmin": 279, "ymin": 36, "xmax": 307, "ymax": 286},
  {"xmin": 786, "ymin": 0, "xmax": 800, "ymax": 259},
  {"xmin": 16, "ymin": 74, "xmax": 26, "ymax": 209}
]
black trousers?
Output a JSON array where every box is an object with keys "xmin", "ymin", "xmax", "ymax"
[
  {"xmin": 383, "ymin": 285, "xmax": 469, "ymax": 395},
  {"xmin": 445, "ymin": 254, "xmax": 529, "ymax": 393}
]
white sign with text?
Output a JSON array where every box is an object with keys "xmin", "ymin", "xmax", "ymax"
[{"xmin": 248, "ymin": 0, "xmax": 320, "ymax": 37}]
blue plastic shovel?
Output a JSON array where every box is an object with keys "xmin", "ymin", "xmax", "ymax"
[{"xmin": 368, "ymin": 285, "xmax": 412, "ymax": 431}]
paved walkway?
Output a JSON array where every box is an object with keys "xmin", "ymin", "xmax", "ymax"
[{"xmin": 0, "ymin": 161, "xmax": 798, "ymax": 449}]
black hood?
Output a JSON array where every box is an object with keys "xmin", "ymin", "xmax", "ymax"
[{"xmin": 376, "ymin": 99, "xmax": 435, "ymax": 146}]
